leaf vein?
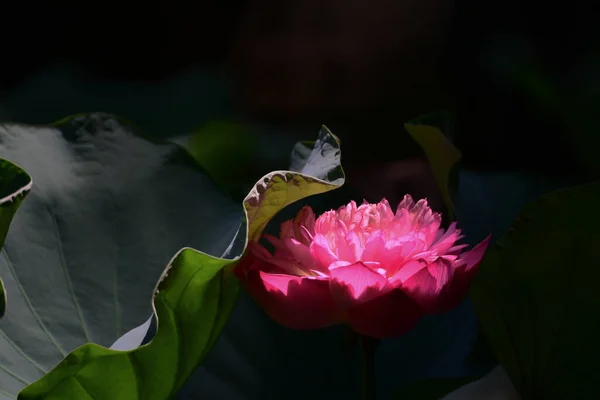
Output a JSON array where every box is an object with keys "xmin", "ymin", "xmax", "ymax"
[
  {"xmin": 48, "ymin": 208, "xmax": 92, "ymax": 342},
  {"xmin": 0, "ymin": 248, "xmax": 66, "ymax": 356},
  {"xmin": 0, "ymin": 329, "xmax": 46, "ymax": 374}
]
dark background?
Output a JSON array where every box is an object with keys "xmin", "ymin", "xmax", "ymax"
[
  {"xmin": 0, "ymin": 0, "xmax": 597, "ymax": 200},
  {"xmin": 0, "ymin": 1, "xmax": 597, "ymax": 398}
]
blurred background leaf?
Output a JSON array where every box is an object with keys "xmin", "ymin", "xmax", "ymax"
[
  {"xmin": 404, "ymin": 122, "xmax": 461, "ymax": 218},
  {"xmin": 470, "ymin": 181, "xmax": 600, "ymax": 399},
  {"xmin": 20, "ymin": 126, "xmax": 346, "ymax": 399}
]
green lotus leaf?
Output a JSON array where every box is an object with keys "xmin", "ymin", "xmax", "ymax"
[
  {"xmin": 1, "ymin": 116, "xmax": 343, "ymax": 399},
  {"xmin": 470, "ymin": 181, "xmax": 600, "ymax": 399}
]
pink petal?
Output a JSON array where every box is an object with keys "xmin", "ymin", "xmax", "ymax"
[
  {"xmin": 314, "ymin": 211, "xmax": 337, "ymax": 235},
  {"xmin": 388, "ymin": 259, "xmax": 428, "ymax": 285},
  {"xmin": 264, "ymin": 234, "xmax": 286, "ymax": 251},
  {"xmin": 412, "ymin": 198, "xmax": 431, "ymax": 216},
  {"xmin": 282, "ymin": 237, "xmax": 323, "ymax": 271},
  {"xmin": 434, "ymin": 235, "xmax": 491, "ymax": 313},
  {"xmin": 310, "ymin": 234, "xmax": 338, "ymax": 268},
  {"xmin": 280, "ymin": 220, "xmax": 295, "ymax": 238},
  {"xmin": 329, "ymin": 262, "xmax": 391, "ymax": 309},
  {"xmin": 420, "ymin": 214, "xmax": 443, "ymax": 245},
  {"xmin": 383, "ymin": 238, "xmax": 418, "ymax": 271},
  {"xmin": 267, "ymin": 258, "xmax": 309, "ymax": 276},
  {"xmin": 456, "ymin": 235, "xmax": 491, "ymax": 273},
  {"xmin": 407, "ymin": 236, "xmax": 429, "ymax": 256},
  {"xmin": 345, "ymin": 210, "xmax": 364, "ymax": 231},
  {"xmin": 397, "ymin": 194, "xmax": 416, "ymax": 211},
  {"xmin": 248, "ymin": 242, "xmax": 276, "ymax": 262},
  {"xmin": 329, "ymin": 260, "xmax": 352, "ymax": 270},
  {"xmin": 376, "ymin": 199, "xmax": 395, "ymax": 221},
  {"xmin": 337, "ymin": 201, "xmax": 358, "ymax": 224},
  {"xmin": 446, "ymin": 244, "xmax": 469, "ymax": 254},
  {"xmin": 431, "ymin": 222, "xmax": 463, "ymax": 254},
  {"xmin": 362, "ymin": 231, "xmax": 386, "ymax": 262},
  {"xmin": 337, "ymin": 231, "xmax": 363, "ymax": 263},
  {"xmin": 247, "ymin": 241, "xmax": 308, "ymax": 276},
  {"xmin": 239, "ymin": 269, "xmax": 340, "ymax": 330},
  {"xmin": 397, "ymin": 258, "xmax": 455, "ymax": 312},
  {"xmin": 397, "ymin": 197, "xmax": 442, "ymax": 240},
  {"xmin": 363, "ymin": 233, "xmax": 412, "ymax": 275},
  {"xmin": 298, "ymin": 225, "xmax": 314, "ymax": 245},
  {"xmin": 294, "ymin": 206, "xmax": 316, "ymax": 233},
  {"xmin": 391, "ymin": 209, "xmax": 413, "ymax": 236},
  {"xmin": 347, "ymin": 288, "xmax": 424, "ymax": 338}
]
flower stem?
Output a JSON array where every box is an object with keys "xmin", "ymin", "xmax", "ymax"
[{"xmin": 359, "ymin": 335, "xmax": 379, "ymax": 400}]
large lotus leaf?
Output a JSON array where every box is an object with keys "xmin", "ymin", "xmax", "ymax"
[
  {"xmin": 470, "ymin": 181, "xmax": 600, "ymax": 399},
  {"xmin": 0, "ymin": 113, "xmax": 243, "ymax": 397},
  {"xmin": 0, "ymin": 160, "xmax": 32, "ymax": 320},
  {"xmin": 16, "ymin": 123, "xmax": 344, "ymax": 399}
]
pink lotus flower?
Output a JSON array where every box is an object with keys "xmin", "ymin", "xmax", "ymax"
[{"xmin": 235, "ymin": 195, "xmax": 490, "ymax": 338}]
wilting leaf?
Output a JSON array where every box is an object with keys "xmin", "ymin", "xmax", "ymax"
[
  {"xmin": 470, "ymin": 181, "xmax": 600, "ymax": 399},
  {"xmin": 13, "ymin": 121, "xmax": 344, "ymax": 399},
  {"xmin": 0, "ymin": 159, "xmax": 32, "ymax": 319},
  {"xmin": 289, "ymin": 130, "xmax": 342, "ymax": 182},
  {"xmin": 404, "ymin": 123, "xmax": 461, "ymax": 218}
]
